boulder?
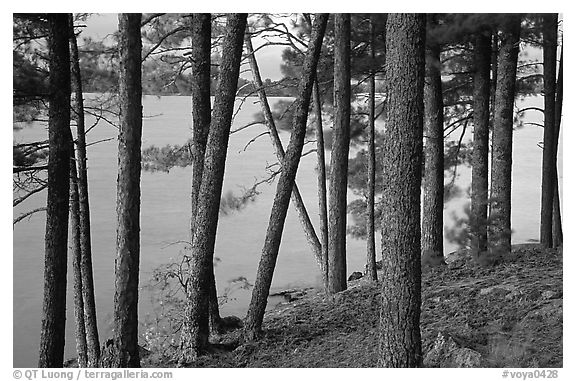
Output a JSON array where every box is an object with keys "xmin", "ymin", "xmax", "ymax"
[
  {"xmin": 347, "ymin": 271, "xmax": 363, "ymax": 281},
  {"xmin": 424, "ymin": 332, "xmax": 482, "ymax": 368}
]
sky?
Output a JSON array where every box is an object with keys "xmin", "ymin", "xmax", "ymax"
[{"xmin": 82, "ymin": 13, "xmax": 287, "ymax": 81}]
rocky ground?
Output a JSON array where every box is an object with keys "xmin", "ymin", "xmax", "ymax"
[{"xmin": 147, "ymin": 243, "xmax": 562, "ymax": 368}]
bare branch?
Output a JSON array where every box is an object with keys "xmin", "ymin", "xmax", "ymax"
[{"xmin": 13, "ymin": 207, "xmax": 47, "ymax": 226}]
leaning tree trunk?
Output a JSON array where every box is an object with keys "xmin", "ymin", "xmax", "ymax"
[
  {"xmin": 365, "ymin": 14, "xmax": 378, "ymax": 282},
  {"xmin": 38, "ymin": 13, "xmax": 72, "ymax": 369},
  {"xmin": 188, "ymin": 13, "xmax": 222, "ymax": 335},
  {"xmin": 69, "ymin": 13, "xmax": 100, "ymax": 366},
  {"xmin": 539, "ymin": 13, "xmax": 558, "ymax": 248},
  {"xmin": 244, "ymin": 13, "xmax": 328, "ymax": 340},
  {"xmin": 111, "ymin": 13, "xmax": 142, "ymax": 368},
  {"xmin": 179, "ymin": 14, "xmax": 247, "ymax": 364},
  {"xmin": 552, "ymin": 47, "xmax": 563, "ymax": 248},
  {"xmin": 378, "ymin": 13, "xmax": 425, "ymax": 368},
  {"xmin": 328, "ymin": 13, "xmax": 351, "ymax": 294},
  {"xmin": 470, "ymin": 30, "xmax": 492, "ymax": 254},
  {"xmin": 489, "ymin": 15, "xmax": 520, "ymax": 256},
  {"xmin": 421, "ymin": 15, "xmax": 444, "ymax": 262},
  {"xmin": 313, "ymin": 80, "xmax": 330, "ymax": 289},
  {"xmin": 70, "ymin": 153, "xmax": 88, "ymax": 368},
  {"xmin": 244, "ymin": 31, "xmax": 325, "ymax": 281}
]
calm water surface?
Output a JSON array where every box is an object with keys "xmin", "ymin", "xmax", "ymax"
[{"xmin": 12, "ymin": 95, "xmax": 562, "ymax": 367}]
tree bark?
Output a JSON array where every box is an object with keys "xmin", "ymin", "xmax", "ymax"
[
  {"xmin": 552, "ymin": 47, "xmax": 563, "ymax": 248},
  {"xmin": 471, "ymin": 30, "xmax": 492, "ymax": 254},
  {"xmin": 39, "ymin": 13, "xmax": 72, "ymax": 369},
  {"xmin": 69, "ymin": 14, "xmax": 100, "ymax": 366},
  {"xmin": 421, "ymin": 15, "xmax": 444, "ymax": 262},
  {"xmin": 70, "ymin": 153, "xmax": 88, "ymax": 368},
  {"xmin": 244, "ymin": 31, "xmax": 325, "ymax": 281},
  {"xmin": 328, "ymin": 13, "xmax": 351, "ymax": 294},
  {"xmin": 313, "ymin": 80, "xmax": 330, "ymax": 289},
  {"xmin": 179, "ymin": 13, "xmax": 247, "ymax": 363},
  {"xmin": 539, "ymin": 13, "xmax": 558, "ymax": 248},
  {"xmin": 244, "ymin": 13, "xmax": 328, "ymax": 340},
  {"xmin": 489, "ymin": 15, "xmax": 520, "ymax": 255},
  {"xmin": 366, "ymin": 14, "xmax": 378, "ymax": 281},
  {"xmin": 188, "ymin": 13, "xmax": 222, "ymax": 335},
  {"xmin": 378, "ymin": 13, "xmax": 425, "ymax": 368},
  {"xmin": 111, "ymin": 13, "xmax": 142, "ymax": 368}
]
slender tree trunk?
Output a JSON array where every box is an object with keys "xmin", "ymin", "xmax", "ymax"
[
  {"xmin": 552, "ymin": 47, "xmax": 563, "ymax": 248},
  {"xmin": 488, "ymin": 33, "xmax": 498, "ymax": 219},
  {"xmin": 188, "ymin": 13, "xmax": 222, "ymax": 335},
  {"xmin": 328, "ymin": 13, "xmax": 351, "ymax": 294},
  {"xmin": 244, "ymin": 32, "xmax": 325, "ymax": 281},
  {"xmin": 244, "ymin": 14, "xmax": 328, "ymax": 340},
  {"xmin": 421, "ymin": 15, "xmax": 444, "ymax": 262},
  {"xmin": 378, "ymin": 13, "xmax": 425, "ymax": 368},
  {"xmin": 179, "ymin": 14, "xmax": 247, "ymax": 363},
  {"xmin": 111, "ymin": 13, "xmax": 142, "ymax": 368},
  {"xmin": 39, "ymin": 13, "xmax": 72, "ymax": 368},
  {"xmin": 303, "ymin": 14, "xmax": 330, "ymax": 290},
  {"xmin": 489, "ymin": 15, "xmax": 520, "ymax": 255},
  {"xmin": 540, "ymin": 13, "xmax": 558, "ymax": 248},
  {"xmin": 70, "ymin": 154, "xmax": 88, "ymax": 368},
  {"xmin": 471, "ymin": 30, "xmax": 492, "ymax": 254},
  {"xmin": 69, "ymin": 14, "xmax": 100, "ymax": 366},
  {"xmin": 313, "ymin": 80, "xmax": 330, "ymax": 290},
  {"xmin": 366, "ymin": 14, "xmax": 378, "ymax": 281}
]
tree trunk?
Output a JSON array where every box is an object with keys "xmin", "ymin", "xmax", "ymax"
[
  {"xmin": 328, "ymin": 13, "xmax": 351, "ymax": 294},
  {"xmin": 539, "ymin": 13, "xmax": 558, "ymax": 248},
  {"xmin": 244, "ymin": 31, "xmax": 325, "ymax": 281},
  {"xmin": 489, "ymin": 15, "xmax": 520, "ymax": 255},
  {"xmin": 69, "ymin": 14, "xmax": 100, "ymax": 366},
  {"xmin": 378, "ymin": 13, "xmax": 425, "ymax": 368},
  {"xmin": 244, "ymin": 13, "xmax": 328, "ymax": 340},
  {"xmin": 111, "ymin": 13, "xmax": 142, "ymax": 368},
  {"xmin": 366, "ymin": 14, "xmax": 378, "ymax": 281},
  {"xmin": 188, "ymin": 13, "xmax": 222, "ymax": 335},
  {"xmin": 313, "ymin": 80, "xmax": 330, "ymax": 289},
  {"xmin": 38, "ymin": 13, "xmax": 72, "ymax": 368},
  {"xmin": 421, "ymin": 15, "xmax": 444, "ymax": 262},
  {"xmin": 179, "ymin": 13, "xmax": 247, "ymax": 363},
  {"xmin": 70, "ymin": 153, "xmax": 88, "ymax": 368},
  {"xmin": 470, "ymin": 30, "xmax": 492, "ymax": 254},
  {"xmin": 552, "ymin": 47, "xmax": 563, "ymax": 248}
]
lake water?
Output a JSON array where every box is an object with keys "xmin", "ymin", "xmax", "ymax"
[{"xmin": 12, "ymin": 95, "xmax": 562, "ymax": 367}]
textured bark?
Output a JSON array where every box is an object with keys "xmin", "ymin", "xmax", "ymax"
[
  {"xmin": 470, "ymin": 31, "xmax": 492, "ymax": 254},
  {"xmin": 244, "ymin": 32, "xmax": 325, "ymax": 281},
  {"xmin": 188, "ymin": 13, "xmax": 222, "ymax": 335},
  {"xmin": 421, "ymin": 16, "xmax": 444, "ymax": 262},
  {"xmin": 328, "ymin": 13, "xmax": 351, "ymax": 294},
  {"xmin": 366, "ymin": 14, "xmax": 378, "ymax": 282},
  {"xmin": 378, "ymin": 13, "xmax": 425, "ymax": 368},
  {"xmin": 39, "ymin": 13, "xmax": 72, "ymax": 369},
  {"xmin": 112, "ymin": 13, "xmax": 142, "ymax": 368},
  {"xmin": 179, "ymin": 14, "xmax": 247, "ymax": 363},
  {"xmin": 190, "ymin": 13, "xmax": 212, "ymax": 242},
  {"xmin": 70, "ymin": 154, "xmax": 88, "ymax": 368},
  {"xmin": 69, "ymin": 14, "xmax": 100, "ymax": 366},
  {"xmin": 244, "ymin": 14, "xmax": 328, "ymax": 340},
  {"xmin": 552, "ymin": 48, "xmax": 563, "ymax": 248},
  {"xmin": 539, "ymin": 13, "xmax": 558, "ymax": 248},
  {"xmin": 313, "ymin": 80, "xmax": 330, "ymax": 289},
  {"xmin": 489, "ymin": 16, "xmax": 520, "ymax": 255}
]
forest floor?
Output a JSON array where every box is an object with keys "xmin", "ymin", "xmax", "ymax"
[{"xmin": 149, "ymin": 243, "xmax": 563, "ymax": 368}]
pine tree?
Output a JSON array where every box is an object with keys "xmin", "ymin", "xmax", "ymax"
[
  {"xmin": 111, "ymin": 13, "xmax": 143, "ymax": 368},
  {"xmin": 38, "ymin": 13, "xmax": 72, "ymax": 368},
  {"xmin": 378, "ymin": 13, "xmax": 425, "ymax": 368}
]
